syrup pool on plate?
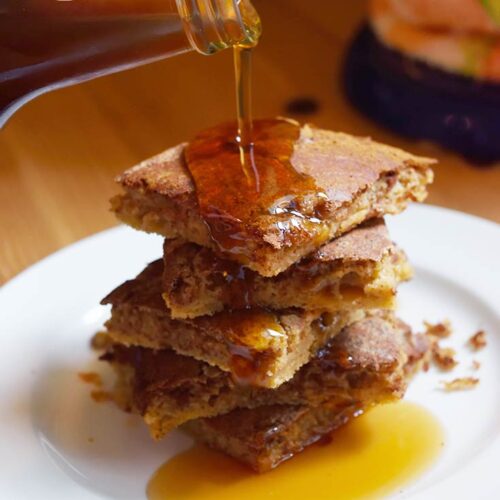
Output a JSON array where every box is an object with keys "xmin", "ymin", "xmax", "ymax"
[{"xmin": 147, "ymin": 401, "xmax": 444, "ymax": 500}]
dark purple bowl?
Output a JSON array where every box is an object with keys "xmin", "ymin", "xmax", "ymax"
[{"xmin": 343, "ymin": 26, "xmax": 500, "ymax": 165}]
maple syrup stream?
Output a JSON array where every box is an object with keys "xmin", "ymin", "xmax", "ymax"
[{"xmin": 234, "ymin": 46, "xmax": 259, "ymax": 189}]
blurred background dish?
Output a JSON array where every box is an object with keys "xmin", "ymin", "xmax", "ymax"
[
  {"xmin": 387, "ymin": 0, "xmax": 500, "ymax": 36},
  {"xmin": 0, "ymin": 0, "xmax": 261, "ymax": 127},
  {"xmin": 0, "ymin": 0, "xmax": 499, "ymax": 284},
  {"xmin": 344, "ymin": 27, "xmax": 500, "ymax": 164},
  {"xmin": 370, "ymin": 0, "xmax": 500, "ymax": 82},
  {"xmin": 343, "ymin": 0, "xmax": 500, "ymax": 165}
]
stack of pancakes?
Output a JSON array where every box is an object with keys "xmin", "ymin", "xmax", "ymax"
[{"xmin": 97, "ymin": 121, "xmax": 435, "ymax": 472}]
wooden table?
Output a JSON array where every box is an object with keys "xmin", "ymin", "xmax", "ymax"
[{"xmin": 1, "ymin": 0, "xmax": 499, "ymax": 284}]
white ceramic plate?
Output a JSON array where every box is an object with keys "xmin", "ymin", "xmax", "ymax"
[{"xmin": 0, "ymin": 204, "xmax": 499, "ymax": 500}]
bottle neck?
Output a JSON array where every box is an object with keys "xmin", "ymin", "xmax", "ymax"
[{"xmin": 176, "ymin": 0, "xmax": 261, "ymax": 54}]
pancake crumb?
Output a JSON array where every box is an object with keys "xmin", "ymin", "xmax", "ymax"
[
  {"xmin": 432, "ymin": 346, "xmax": 458, "ymax": 371},
  {"xmin": 91, "ymin": 389, "xmax": 112, "ymax": 403},
  {"xmin": 441, "ymin": 377, "xmax": 479, "ymax": 391},
  {"xmin": 468, "ymin": 330, "xmax": 486, "ymax": 350},
  {"xmin": 424, "ymin": 320, "xmax": 452, "ymax": 339},
  {"xmin": 113, "ymin": 125, "xmax": 434, "ymax": 277},
  {"xmin": 471, "ymin": 360, "xmax": 481, "ymax": 371},
  {"xmin": 78, "ymin": 372, "xmax": 102, "ymax": 387}
]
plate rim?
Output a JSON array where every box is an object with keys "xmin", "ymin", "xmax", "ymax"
[{"xmin": 0, "ymin": 203, "xmax": 499, "ymax": 499}]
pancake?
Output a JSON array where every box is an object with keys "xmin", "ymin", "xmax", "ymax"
[
  {"xmin": 102, "ymin": 312, "xmax": 430, "ymax": 438},
  {"xmin": 162, "ymin": 219, "xmax": 411, "ymax": 318},
  {"xmin": 112, "ymin": 121, "xmax": 433, "ymax": 277},
  {"xmin": 101, "ymin": 260, "xmax": 364, "ymax": 388}
]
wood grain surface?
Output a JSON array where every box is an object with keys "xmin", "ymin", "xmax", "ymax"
[{"xmin": 1, "ymin": 0, "xmax": 499, "ymax": 284}]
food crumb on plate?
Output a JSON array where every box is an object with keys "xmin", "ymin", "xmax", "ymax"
[
  {"xmin": 78, "ymin": 371, "xmax": 102, "ymax": 387},
  {"xmin": 431, "ymin": 345, "xmax": 458, "ymax": 371},
  {"xmin": 440, "ymin": 377, "xmax": 479, "ymax": 392},
  {"xmin": 424, "ymin": 320, "xmax": 452, "ymax": 339},
  {"xmin": 468, "ymin": 330, "xmax": 487, "ymax": 350}
]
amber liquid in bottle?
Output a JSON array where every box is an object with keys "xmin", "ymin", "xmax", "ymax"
[
  {"xmin": 0, "ymin": 0, "xmax": 261, "ymax": 127},
  {"xmin": 0, "ymin": 0, "xmax": 193, "ymax": 125}
]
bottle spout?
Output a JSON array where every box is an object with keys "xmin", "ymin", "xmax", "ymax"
[{"xmin": 176, "ymin": 0, "xmax": 262, "ymax": 54}]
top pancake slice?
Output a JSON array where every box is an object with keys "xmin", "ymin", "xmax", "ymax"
[{"xmin": 112, "ymin": 122, "xmax": 434, "ymax": 276}]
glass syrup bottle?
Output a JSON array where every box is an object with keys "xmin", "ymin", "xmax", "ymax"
[{"xmin": 0, "ymin": 0, "xmax": 261, "ymax": 127}]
